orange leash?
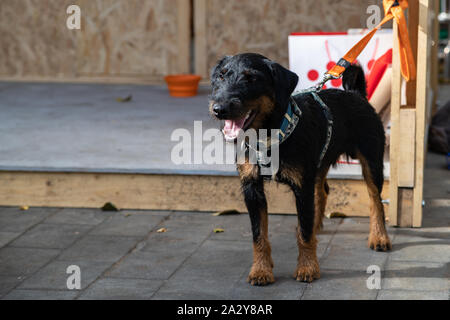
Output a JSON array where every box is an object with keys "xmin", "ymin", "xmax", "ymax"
[{"xmin": 326, "ymin": 0, "xmax": 416, "ymax": 82}]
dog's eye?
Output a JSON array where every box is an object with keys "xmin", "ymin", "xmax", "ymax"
[
  {"xmin": 242, "ymin": 71, "xmax": 256, "ymax": 82},
  {"xmin": 245, "ymin": 74, "xmax": 256, "ymax": 82}
]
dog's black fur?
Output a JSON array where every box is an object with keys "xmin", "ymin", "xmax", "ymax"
[{"xmin": 209, "ymin": 53, "xmax": 391, "ymax": 285}]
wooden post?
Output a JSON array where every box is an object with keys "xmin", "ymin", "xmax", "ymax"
[
  {"xmin": 430, "ymin": 0, "xmax": 440, "ymax": 116},
  {"xmin": 388, "ymin": 21, "xmax": 402, "ymax": 226},
  {"xmin": 413, "ymin": 0, "xmax": 432, "ymax": 227},
  {"xmin": 177, "ymin": 0, "xmax": 192, "ymax": 74},
  {"xmin": 389, "ymin": 0, "xmax": 433, "ymax": 227},
  {"xmin": 194, "ymin": 0, "xmax": 208, "ymax": 77}
]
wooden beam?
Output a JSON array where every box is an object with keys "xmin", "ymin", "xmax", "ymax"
[
  {"xmin": 413, "ymin": 0, "xmax": 432, "ymax": 227},
  {"xmin": 194, "ymin": 0, "xmax": 208, "ymax": 77},
  {"xmin": 388, "ymin": 22, "xmax": 402, "ymax": 226},
  {"xmin": 177, "ymin": 0, "xmax": 192, "ymax": 74},
  {"xmin": 0, "ymin": 171, "xmax": 388, "ymax": 217}
]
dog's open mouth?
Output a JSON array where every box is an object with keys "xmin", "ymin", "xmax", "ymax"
[{"xmin": 222, "ymin": 110, "xmax": 256, "ymax": 142}]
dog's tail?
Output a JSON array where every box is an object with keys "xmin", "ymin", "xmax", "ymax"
[{"xmin": 342, "ymin": 65, "xmax": 367, "ymax": 99}]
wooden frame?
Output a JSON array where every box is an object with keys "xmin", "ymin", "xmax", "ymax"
[
  {"xmin": 0, "ymin": 171, "xmax": 388, "ymax": 217},
  {"xmin": 389, "ymin": 0, "xmax": 435, "ymax": 227}
]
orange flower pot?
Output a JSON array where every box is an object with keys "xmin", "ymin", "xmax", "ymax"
[{"xmin": 164, "ymin": 74, "xmax": 202, "ymax": 97}]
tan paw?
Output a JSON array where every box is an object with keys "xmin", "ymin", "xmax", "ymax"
[
  {"xmin": 294, "ymin": 264, "xmax": 320, "ymax": 283},
  {"xmin": 247, "ymin": 268, "xmax": 275, "ymax": 286},
  {"xmin": 368, "ymin": 233, "xmax": 392, "ymax": 252}
]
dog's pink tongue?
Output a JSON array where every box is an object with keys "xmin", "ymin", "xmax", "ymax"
[{"xmin": 223, "ymin": 117, "xmax": 246, "ymax": 140}]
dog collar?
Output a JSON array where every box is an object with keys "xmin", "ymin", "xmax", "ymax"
[
  {"xmin": 279, "ymin": 97, "xmax": 302, "ymax": 144},
  {"xmin": 244, "ymin": 97, "xmax": 302, "ymax": 168},
  {"xmin": 245, "ymin": 91, "xmax": 333, "ymax": 169}
]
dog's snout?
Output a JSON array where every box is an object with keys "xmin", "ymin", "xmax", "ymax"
[
  {"xmin": 212, "ymin": 103, "xmax": 226, "ymax": 117},
  {"xmin": 212, "ymin": 99, "xmax": 242, "ymax": 118}
]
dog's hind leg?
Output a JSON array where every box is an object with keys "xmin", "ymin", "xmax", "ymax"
[
  {"xmin": 356, "ymin": 150, "xmax": 392, "ymax": 251},
  {"xmin": 291, "ymin": 172, "xmax": 321, "ymax": 282},
  {"xmin": 314, "ymin": 167, "xmax": 330, "ymax": 233},
  {"xmin": 239, "ymin": 164, "xmax": 274, "ymax": 286}
]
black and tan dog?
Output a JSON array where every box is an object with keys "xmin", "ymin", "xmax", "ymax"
[{"xmin": 209, "ymin": 53, "xmax": 391, "ymax": 285}]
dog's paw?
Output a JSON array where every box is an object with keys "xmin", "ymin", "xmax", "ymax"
[
  {"xmin": 247, "ymin": 268, "xmax": 274, "ymax": 286},
  {"xmin": 294, "ymin": 264, "xmax": 320, "ymax": 283},
  {"xmin": 368, "ymin": 233, "xmax": 392, "ymax": 252}
]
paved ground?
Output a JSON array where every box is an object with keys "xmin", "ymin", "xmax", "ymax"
[{"xmin": 0, "ymin": 152, "xmax": 449, "ymax": 300}]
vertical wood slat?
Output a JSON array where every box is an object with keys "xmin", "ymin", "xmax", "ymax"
[
  {"xmin": 388, "ymin": 22, "xmax": 402, "ymax": 226},
  {"xmin": 406, "ymin": 0, "xmax": 419, "ymax": 106},
  {"xmin": 177, "ymin": 0, "xmax": 192, "ymax": 74},
  {"xmin": 398, "ymin": 109, "xmax": 416, "ymax": 187},
  {"xmin": 430, "ymin": 0, "xmax": 440, "ymax": 116},
  {"xmin": 413, "ymin": 0, "xmax": 431, "ymax": 227},
  {"xmin": 194, "ymin": 0, "xmax": 208, "ymax": 77}
]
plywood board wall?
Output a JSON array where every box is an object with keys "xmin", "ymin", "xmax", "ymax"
[
  {"xmin": 0, "ymin": 0, "xmax": 182, "ymax": 81},
  {"xmin": 197, "ymin": 0, "xmax": 382, "ymax": 77}
]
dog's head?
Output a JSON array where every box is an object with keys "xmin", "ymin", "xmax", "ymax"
[{"xmin": 209, "ymin": 53, "xmax": 299, "ymax": 141}]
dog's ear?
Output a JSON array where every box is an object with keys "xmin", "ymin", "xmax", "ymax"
[
  {"xmin": 210, "ymin": 55, "xmax": 232, "ymax": 83},
  {"xmin": 264, "ymin": 59, "xmax": 299, "ymax": 108}
]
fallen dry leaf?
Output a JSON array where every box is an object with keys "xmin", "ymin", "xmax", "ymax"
[
  {"xmin": 156, "ymin": 228, "xmax": 167, "ymax": 233},
  {"xmin": 212, "ymin": 209, "xmax": 241, "ymax": 216},
  {"xmin": 101, "ymin": 202, "xmax": 119, "ymax": 211},
  {"xmin": 326, "ymin": 212, "xmax": 347, "ymax": 219},
  {"xmin": 213, "ymin": 228, "xmax": 225, "ymax": 233},
  {"xmin": 116, "ymin": 95, "xmax": 132, "ymax": 103}
]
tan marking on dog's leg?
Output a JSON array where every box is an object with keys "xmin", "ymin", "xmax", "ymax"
[
  {"xmin": 247, "ymin": 207, "xmax": 274, "ymax": 286},
  {"xmin": 294, "ymin": 227, "xmax": 320, "ymax": 283},
  {"xmin": 314, "ymin": 168, "xmax": 329, "ymax": 233},
  {"xmin": 357, "ymin": 152, "xmax": 391, "ymax": 251},
  {"xmin": 279, "ymin": 166, "xmax": 303, "ymax": 188},
  {"xmin": 237, "ymin": 162, "xmax": 258, "ymax": 181}
]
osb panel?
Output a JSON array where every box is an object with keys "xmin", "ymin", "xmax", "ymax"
[
  {"xmin": 0, "ymin": 0, "xmax": 78, "ymax": 78},
  {"xmin": 204, "ymin": 0, "xmax": 381, "ymax": 72},
  {"xmin": 75, "ymin": 0, "xmax": 178, "ymax": 77},
  {"xmin": 0, "ymin": 0, "xmax": 178, "ymax": 79}
]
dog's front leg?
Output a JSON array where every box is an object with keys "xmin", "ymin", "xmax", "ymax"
[
  {"xmin": 239, "ymin": 166, "xmax": 274, "ymax": 286},
  {"xmin": 291, "ymin": 175, "xmax": 321, "ymax": 283}
]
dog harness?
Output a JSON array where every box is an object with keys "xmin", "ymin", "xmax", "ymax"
[{"xmin": 248, "ymin": 89, "xmax": 333, "ymax": 169}]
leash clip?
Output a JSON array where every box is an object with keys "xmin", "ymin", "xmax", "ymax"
[{"xmin": 315, "ymin": 73, "xmax": 340, "ymax": 91}]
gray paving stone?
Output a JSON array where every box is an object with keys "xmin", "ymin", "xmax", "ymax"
[
  {"xmin": 301, "ymin": 269, "xmax": 378, "ymax": 300},
  {"xmin": 79, "ymin": 278, "xmax": 163, "ymax": 300},
  {"xmin": 89, "ymin": 212, "xmax": 166, "ymax": 237},
  {"xmin": 153, "ymin": 240, "xmax": 252, "ymax": 299},
  {"xmin": 162, "ymin": 211, "xmax": 219, "ymax": 227},
  {"xmin": 0, "ymin": 275, "xmax": 23, "ymax": 298},
  {"xmin": 18, "ymin": 260, "xmax": 112, "ymax": 290},
  {"xmin": 319, "ymin": 241, "xmax": 389, "ymax": 272},
  {"xmin": 377, "ymin": 289, "xmax": 449, "ymax": 300},
  {"xmin": 2, "ymin": 289, "xmax": 78, "ymax": 300},
  {"xmin": 0, "ymin": 207, "xmax": 58, "ymax": 233},
  {"xmin": 391, "ymin": 233, "xmax": 450, "ymax": 263},
  {"xmin": 231, "ymin": 272, "xmax": 306, "ymax": 300},
  {"xmin": 0, "ymin": 232, "xmax": 20, "ymax": 248},
  {"xmin": 45, "ymin": 208, "xmax": 113, "ymax": 226},
  {"xmin": 107, "ymin": 249, "xmax": 188, "ymax": 280},
  {"xmin": 381, "ymin": 260, "xmax": 449, "ymax": 292},
  {"xmin": 9, "ymin": 223, "xmax": 92, "ymax": 249},
  {"xmin": 57, "ymin": 235, "xmax": 139, "ymax": 263},
  {"xmin": 142, "ymin": 225, "xmax": 210, "ymax": 253},
  {"xmin": 0, "ymin": 247, "xmax": 59, "ymax": 276}
]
